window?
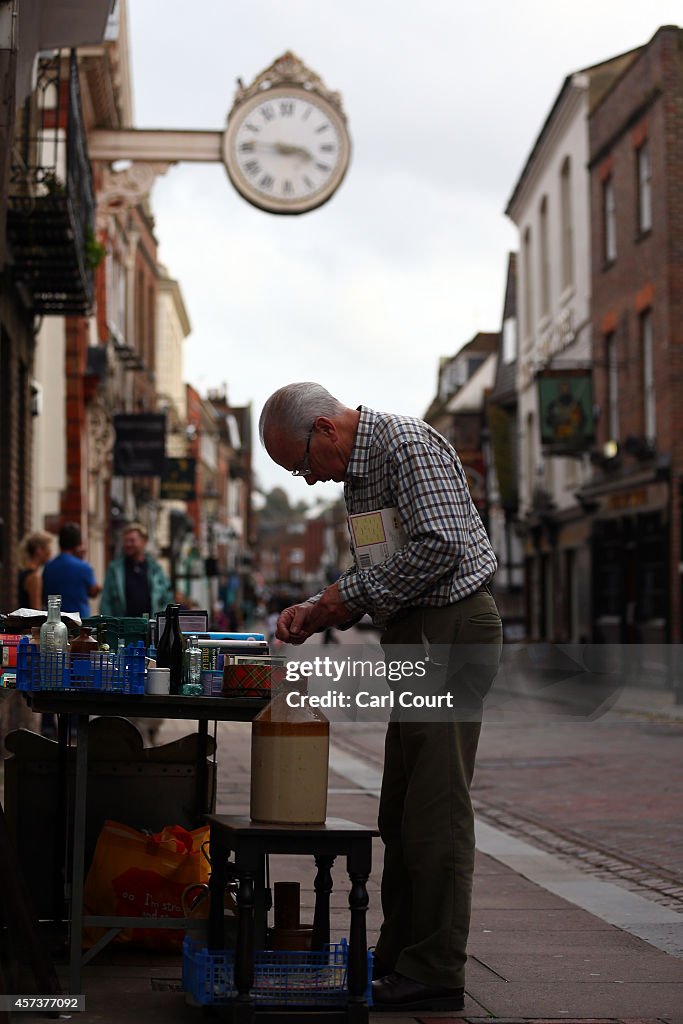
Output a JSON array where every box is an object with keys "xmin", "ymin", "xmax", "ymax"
[
  {"xmin": 502, "ymin": 316, "xmax": 517, "ymax": 364},
  {"xmin": 641, "ymin": 310, "xmax": 655, "ymax": 440},
  {"xmin": 560, "ymin": 157, "xmax": 574, "ymax": 289},
  {"xmin": 105, "ymin": 244, "xmax": 127, "ymax": 343},
  {"xmin": 603, "ymin": 177, "xmax": 616, "ymax": 263},
  {"xmin": 637, "ymin": 144, "xmax": 652, "ymax": 234},
  {"xmin": 606, "ymin": 333, "xmax": 619, "ymax": 440},
  {"xmin": 466, "ymin": 355, "xmax": 484, "ymax": 378},
  {"xmin": 539, "ymin": 197, "xmax": 550, "ymax": 316},
  {"xmin": 523, "ymin": 227, "xmax": 533, "ymax": 337}
]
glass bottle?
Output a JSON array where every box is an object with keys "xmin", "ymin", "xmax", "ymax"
[
  {"xmin": 181, "ymin": 634, "xmax": 203, "ymax": 695},
  {"xmin": 28, "ymin": 626, "xmax": 41, "ymax": 646},
  {"xmin": 40, "ymin": 595, "xmax": 69, "ymax": 654},
  {"xmin": 156, "ymin": 603, "xmax": 184, "ymax": 695},
  {"xmin": 40, "ymin": 595, "xmax": 69, "ymax": 687}
]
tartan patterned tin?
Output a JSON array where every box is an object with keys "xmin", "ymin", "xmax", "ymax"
[{"xmin": 222, "ymin": 661, "xmax": 271, "ymax": 698}]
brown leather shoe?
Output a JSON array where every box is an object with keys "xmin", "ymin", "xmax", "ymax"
[{"xmin": 371, "ymin": 970, "xmax": 465, "ymax": 1011}]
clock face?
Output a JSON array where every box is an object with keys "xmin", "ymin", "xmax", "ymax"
[{"xmin": 222, "ymin": 85, "xmax": 350, "ymax": 214}]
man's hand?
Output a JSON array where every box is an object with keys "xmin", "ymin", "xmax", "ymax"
[
  {"xmin": 276, "ymin": 603, "xmax": 317, "ymax": 645},
  {"xmin": 276, "ymin": 584, "xmax": 352, "ymax": 644}
]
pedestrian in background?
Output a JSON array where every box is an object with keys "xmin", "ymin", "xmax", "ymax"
[
  {"xmin": 17, "ymin": 530, "xmax": 53, "ymax": 608},
  {"xmin": 99, "ymin": 522, "xmax": 173, "ymax": 618},
  {"xmin": 42, "ymin": 523, "xmax": 100, "ymax": 617},
  {"xmin": 259, "ymin": 382, "xmax": 502, "ymax": 1012}
]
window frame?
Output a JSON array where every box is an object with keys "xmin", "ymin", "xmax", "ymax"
[{"xmin": 603, "ymin": 177, "xmax": 617, "ymax": 264}]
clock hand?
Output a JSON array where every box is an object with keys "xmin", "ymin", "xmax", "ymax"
[
  {"xmin": 239, "ymin": 140, "xmax": 313, "ymax": 160},
  {"xmin": 274, "ymin": 142, "xmax": 313, "ymax": 160}
]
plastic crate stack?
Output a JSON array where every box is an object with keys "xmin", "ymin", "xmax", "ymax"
[{"xmin": 15, "ymin": 637, "xmax": 146, "ymax": 694}]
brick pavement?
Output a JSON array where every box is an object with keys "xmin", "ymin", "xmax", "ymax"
[{"xmin": 330, "ymin": 706, "xmax": 683, "ymax": 895}]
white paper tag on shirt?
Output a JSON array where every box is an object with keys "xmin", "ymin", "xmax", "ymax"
[{"xmin": 348, "ymin": 507, "xmax": 407, "ymax": 570}]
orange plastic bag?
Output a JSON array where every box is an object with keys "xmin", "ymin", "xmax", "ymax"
[{"xmin": 83, "ymin": 819, "xmax": 210, "ymax": 950}]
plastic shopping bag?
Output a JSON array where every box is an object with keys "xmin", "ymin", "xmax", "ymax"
[{"xmin": 83, "ymin": 819, "xmax": 210, "ymax": 951}]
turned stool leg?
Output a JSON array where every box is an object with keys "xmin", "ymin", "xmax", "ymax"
[
  {"xmin": 311, "ymin": 854, "xmax": 335, "ymax": 951},
  {"xmin": 233, "ymin": 872, "xmax": 256, "ymax": 1021}
]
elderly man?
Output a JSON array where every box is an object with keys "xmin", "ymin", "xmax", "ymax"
[
  {"xmin": 259, "ymin": 382, "xmax": 502, "ymax": 1012},
  {"xmin": 99, "ymin": 522, "xmax": 173, "ymax": 618}
]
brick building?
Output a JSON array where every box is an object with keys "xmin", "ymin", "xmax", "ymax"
[
  {"xmin": 0, "ymin": 3, "xmax": 111, "ymax": 611},
  {"xmin": 581, "ymin": 25, "xmax": 683, "ymax": 643}
]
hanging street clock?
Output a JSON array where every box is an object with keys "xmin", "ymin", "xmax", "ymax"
[{"xmin": 222, "ymin": 52, "xmax": 351, "ymax": 215}]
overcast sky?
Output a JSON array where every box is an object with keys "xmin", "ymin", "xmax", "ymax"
[{"xmin": 127, "ymin": 0, "xmax": 681, "ymax": 504}]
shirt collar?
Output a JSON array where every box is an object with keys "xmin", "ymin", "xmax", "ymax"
[{"xmin": 346, "ymin": 405, "xmax": 376, "ymax": 479}]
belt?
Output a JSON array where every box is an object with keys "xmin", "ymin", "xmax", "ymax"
[{"xmin": 386, "ymin": 582, "xmax": 493, "ymax": 627}]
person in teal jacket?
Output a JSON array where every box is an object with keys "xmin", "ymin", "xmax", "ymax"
[{"xmin": 99, "ymin": 522, "xmax": 174, "ymax": 618}]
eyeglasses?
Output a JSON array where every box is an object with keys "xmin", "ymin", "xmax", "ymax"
[{"xmin": 291, "ymin": 424, "xmax": 315, "ymax": 477}]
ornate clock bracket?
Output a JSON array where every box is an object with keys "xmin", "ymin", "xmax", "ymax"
[
  {"xmin": 230, "ymin": 50, "xmax": 346, "ymax": 118},
  {"xmin": 96, "ymin": 161, "xmax": 172, "ymax": 223}
]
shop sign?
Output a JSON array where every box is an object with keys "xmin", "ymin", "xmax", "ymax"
[
  {"xmin": 113, "ymin": 413, "xmax": 166, "ymax": 477},
  {"xmin": 537, "ymin": 369, "xmax": 595, "ymax": 454},
  {"xmin": 459, "ymin": 450, "xmax": 486, "ymax": 511},
  {"xmin": 161, "ymin": 457, "xmax": 196, "ymax": 500}
]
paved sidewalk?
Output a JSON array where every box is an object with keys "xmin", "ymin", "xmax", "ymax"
[{"xmin": 30, "ymin": 716, "xmax": 683, "ymax": 1023}]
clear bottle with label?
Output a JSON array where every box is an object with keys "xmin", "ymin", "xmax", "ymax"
[
  {"xmin": 40, "ymin": 595, "xmax": 69, "ymax": 653},
  {"xmin": 40, "ymin": 594, "xmax": 69, "ymax": 687},
  {"xmin": 181, "ymin": 634, "xmax": 203, "ymax": 695}
]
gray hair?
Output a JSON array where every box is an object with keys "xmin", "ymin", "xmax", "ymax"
[{"xmin": 259, "ymin": 383, "xmax": 345, "ymax": 445}]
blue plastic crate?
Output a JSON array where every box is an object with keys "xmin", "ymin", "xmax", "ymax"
[
  {"xmin": 182, "ymin": 936, "xmax": 372, "ymax": 1008},
  {"xmin": 16, "ymin": 638, "xmax": 145, "ymax": 695}
]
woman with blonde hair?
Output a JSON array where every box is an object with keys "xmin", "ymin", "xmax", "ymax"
[{"xmin": 17, "ymin": 530, "xmax": 53, "ymax": 608}]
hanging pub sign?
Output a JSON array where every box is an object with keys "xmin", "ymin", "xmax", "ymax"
[
  {"xmin": 160, "ymin": 457, "xmax": 196, "ymax": 501},
  {"xmin": 459, "ymin": 450, "xmax": 487, "ymax": 512},
  {"xmin": 537, "ymin": 369, "xmax": 595, "ymax": 454},
  {"xmin": 113, "ymin": 413, "xmax": 166, "ymax": 477}
]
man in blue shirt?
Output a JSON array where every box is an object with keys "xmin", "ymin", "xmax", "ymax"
[{"xmin": 42, "ymin": 522, "xmax": 101, "ymax": 617}]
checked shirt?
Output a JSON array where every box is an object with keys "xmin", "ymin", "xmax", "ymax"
[{"xmin": 336, "ymin": 405, "xmax": 497, "ymax": 628}]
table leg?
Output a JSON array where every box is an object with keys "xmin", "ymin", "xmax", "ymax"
[
  {"xmin": 207, "ymin": 833, "xmax": 229, "ymax": 950},
  {"xmin": 347, "ymin": 841, "xmax": 372, "ymax": 1008},
  {"xmin": 196, "ymin": 719, "xmax": 209, "ymax": 823},
  {"xmin": 311, "ymin": 854, "xmax": 335, "ymax": 950},
  {"xmin": 233, "ymin": 872, "xmax": 255, "ymax": 1020},
  {"xmin": 68, "ymin": 713, "xmax": 89, "ymax": 995},
  {"xmin": 52, "ymin": 713, "xmax": 69, "ymax": 922}
]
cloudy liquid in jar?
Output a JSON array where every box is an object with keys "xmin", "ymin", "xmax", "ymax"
[{"xmin": 250, "ymin": 693, "xmax": 329, "ymax": 825}]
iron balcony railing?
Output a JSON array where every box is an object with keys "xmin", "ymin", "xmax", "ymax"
[{"xmin": 7, "ymin": 50, "xmax": 96, "ymax": 315}]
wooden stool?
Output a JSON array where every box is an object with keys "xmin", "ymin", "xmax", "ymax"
[{"xmin": 206, "ymin": 814, "xmax": 378, "ymax": 1023}]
